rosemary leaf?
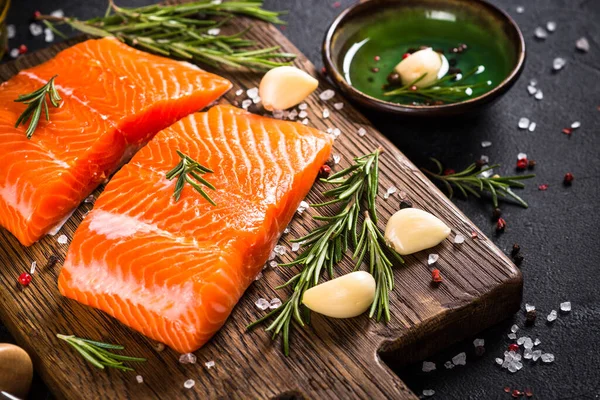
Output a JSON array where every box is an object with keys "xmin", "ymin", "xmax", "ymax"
[
  {"xmin": 14, "ymin": 75, "xmax": 63, "ymax": 139},
  {"xmin": 57, "ymin": 334, "xmax": 146, "ymax": 371},
  {"xmin": 166, "ymin": 150, "xmax": 216, "ymax": 205}
]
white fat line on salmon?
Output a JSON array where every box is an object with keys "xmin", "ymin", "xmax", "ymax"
[
  {"xmin": 18, "ymin": 71, "xmax": 113, "ymax": 122},
  {"xmin": 0, "ymin": 181, "xmax": 34, "ymax": 220}
]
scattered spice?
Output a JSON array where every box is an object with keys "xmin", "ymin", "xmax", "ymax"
[
  {"xmin": 508, "ymin": 343, "xmax": 519, "ymax": 352},
  {"xmin": 402, "ymin": 53, "xmax": 411, "ymax": 59},
  {"xmin": 374, "ymin": 55, "xmax": 380, "ymax": 61},
  {"xmin": 524, "ymin": 388, "xmax": 533, "ymax": 397},
  {"xmin": 563, "ymin": 172, "xmax": 574, "ymax": 185},
  {"xmin": 496, "ymin": 217, "xmax": 506, "ymax": 232},
  {"xmin": 492, "ymin": 207, "xmax": 502, "ymax": 220},
  {"xmin": 538, "ymin": 184, "xmax": 549, "ymax": 191},
  {"xmin": 319, "ymin": 164, "xmax": 332, "ymax": 178},
  {"xmin": 528, "ymin": 160, "xmax": 536, "ymax": 170},
  {"xmin": 371, "ymin": 67, "xmax": 380, "ymax": 73},
  {"xmin": 46, "ymin": 254, "xmax": 60, "ymax": 268},
  {"xmin": 431, "ymin": 268, "xmax": 442, "ymax": 284},
  {"xmin": 504, "ymin": 387, "xmax": 511, "ymax": 393},
  {"xmin": 443, "ymin": 168, "xmax": 455, "ymax": 176},
  {"xmin": 511, "ymin": 243, "xmax": 521, "ymax": 257},
  {"xmin": 33, "ymin": 10, "xmax": 42, "ymax": 19},
  {"xmin": 562, "ymin": 127, "xmax": 573, "ymax": 135},
  {"xmin": 512, "ymin": 389, "xmax": 523, "ymax": 398},
  {"xmin": 516, "ymin": 158, "xmax": 528, "ymax": 170},
  {"xmin": 18, "ymin": 272, "xmax": 32, "ymax": 286},
  {"xmin": 513, "ymin": 254, "xmax": 524, "ymax": 266},
  {"xmin": 471, "ymin": 231, "xmax": 478, "ymax": 239},
  {"xmin": 18, "ymin": 44, "xmax": 28, "ymax": 54}
]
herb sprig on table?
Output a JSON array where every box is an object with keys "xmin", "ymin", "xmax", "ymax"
[
  {"xmin": 57, "ymin": 334, "xmax": 146, "ymax": 371},
  {"xmin": 38, "ymin": 0, "xmax": 295, "ymax": 71},
  {"xmin": 247, "ymin": 149, "xmax": 404, "ymax": 355},
  {"xmin": 14, "ymin": 75, "xmax": 62, "ymax": 139},
  {"xmin": 423, "ymin": 158, "xmax": 535, "ymax": 208}
]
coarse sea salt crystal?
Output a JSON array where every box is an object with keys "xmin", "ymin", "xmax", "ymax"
[
  {"xmin": 571, "ymin": 121, "xmax": 581, "ymax": 129},
  {"xmin": 532, "ymin": 350, "xmax": 542, "ymax": 361},
  {"xmin": 517, "ymin": 152, "xmax": 527, "ymax": 160},
  {"xmin": 269, "ymin": 298, "xmax": 282, "ymax": 309},
  {"xmin": 283, "ymin": 227, "xmax": 290, "ymax": 234},
  {"xmin": 547, "ymin": 310, "xmax": 557, "ymax": 322},
  {"xmin": 269, "ymin": 260, "xmax": 278, "ymax": 268},
  {"xmin": 553, "ymin": 57, "xmax": 566, "ymax": 71},
  {"xmin": 518, "ymin": 117, "xmax": 530, "ymax": 129},
  {"xmin": 319, "ymin": 89, "xmax": 335, "ymax": 101},
  {"xmin": 546, "ymin": 21, "xmax": 557, "ymax": 32},
  {"xmin": 454, "ymin": 234, "xmax": 465, "ymax": 244},
  {"xmin": 298, "ymin": 110, "xmax": 308, "ymax": 119},
  {"xmin": 179, "ymin": 353, "xmax": 197, "ymax": 364},
  {"xmin": 523, "ymin": 338, "xmax": 534, "ymax": 349},
  {"xmin": 423, "ymin": 389, "xmax": 435, "ymax": 397},
  {"xmin": 428, "ymin": 254, "xmax": 439, "ymax": 265},
  {"xmin": 534, "ymin": 27, "xmax": 548, "ymax": 39},
  {"xmin": 298, "ymin": 103, "xmax": 308, "ymax": 110},
  {"xmin": 511, "ymin": 324, "xmax": 519, "ymax": 333},
  {"xmin": 7, "ymin": 24, "xmax": 16, "ymax": 39},
  {"xmin": 136, "ymin": 375, "xmax": 144, "ymax": 383},
  {"xmin": 334, "ymin": 102, "xmax": 344, "ymax": 110},
  {"xmin": 384, "ymin": 186, "xmax": 397, "ymax": 200},
  {"xmin": 254, "ymin": 271, "xmax": 263, "ymax": 281},
  {"xmin": 517, "ymin": 336, "xmax": 526, "ymax": 345},
  {"xmin": 235, "ymin": 89, "xmax": 244, "ymax": 96},
  {"xmin": 291, "ymin": 242, "xmax": 301, "ymax": 252},
  {"xmin": 473, "ymin": 338, "xmax": 484, "ymax": 347},
  {"xmin": 273, "ymin": 245, "xmax": 286, "ymax": 255},
  {"xmin": 357, "ymin": 127, "xmax": 367, "ymax": 137},
  {"xmin": 241, "ymin": 99, "xmax": 252, "ymax": 109},
  {"xmin": 297, "ymin": 200, "xmax": 309, "ymax": 214},
  {"xmin": 444, "ymin": 361, "xmax": 454, "ymax": 369},
  {"xmin": 527, "ymin": 85, "xmax": 537, "ymax": 95},
  {"xmin": 255, "ymin": 298, "xmax": 270, "ymax": 310},
  {"xmin": 541, "ymin": 353, "xmax": 555, "ymax": 363},
  {"xmin": 481, "ymin": 141, "xmax": 492, "ymax": 148},
  {"xmin": 495, "ymin": 357, "xmax": 503, "ymax": 365},
  {"xmin": 333, "ymin": 154, "xmax": 341, "ymax": 164},
  {"xmin": 524, "ymin": 348, "xmax": 533, "ymax": 359},
  {"xmin": 508, "ymin": 333, "xmax": 517, "ymax": 340},
  {"xmin": 51, "ymin": 9, "xmax": 65, "ymax": 18},
  {"xmin": 252, "ymin": 96, "xmax": 261, "ymax": 104},
  {"xmin": 84, "ymin": 195, "xmax": 95, "ymax": 204},
  {"xmin": 57, "ymin": 235, "xmax": 68, "ymax": 244},
  {"xmin": 322, "ymin": 109, "xmax": 330, "ymax": 119},
  {"xmin": 10, "ymin": 48, "xmax": 19, "ymax": 59},
  {"xmin": 44, "ymin": 28, "xmax": 54, "ymax": 43},
  {"xmin": 207, "ymin": 28, "xmax": 220, "ymax": 36},
  {"xmin": 576, "ymin": 37, "xmax": 590, "ymax": 52},
  {"xmin": 534, "ymin": 338, "xmax": 541, "ymax": 346},
  {"xmin": 30, "ymin": 261, "xmax": 37, "ymax": 275},
  {"xmin": 516, "ymin": 6, "xmax": 524, "ymax": 13},
  {"xmin": 422, "ymin": 361, "xmax": 436, "ymax": 372},
  {"xmin": 528, "ymin": 122, "xmax": 537, "ymax": 132},
  {"xmin": 525, "ymin": 303, "xmax": 535, "ymax": 312},
  {"xmin": 30, "ymin": 23, "xmax": 43, "ymax": 36},
  {"xmin": 205, "ymin": 360, "xmax": 215, "ymax": 369},
  {"xmin": 247, "ymin": 87, "xmax": 259, "ymax": 99},
  {"xmin": 560, "ymin": 301, "xmax": 571, "ymax": 312},
  {"xmin": 301, "ymin": 118, "xmax": 309, "ymax": 125},
  {"xmin": 452, "ymin": 352, "xmax": 467, "ymax": 366},
  {"xmin": 480, "ymin": 155, "xmax": 489, "ymax": 164},
  {"xmin": 331, "ymin": 128, "xmax": 341, "ymax": 138},
  {"xmin": 535, "ymin": 90, "xmax": 544, "ymax": 100},
  {"xmin": 183, "ymin": 379, "xmax": 195, "ymax": 389}
]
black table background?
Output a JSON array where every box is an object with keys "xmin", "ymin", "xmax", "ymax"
[{"xmin": 1, "ymin": 1, "xmax": 599, "ymax": 399}]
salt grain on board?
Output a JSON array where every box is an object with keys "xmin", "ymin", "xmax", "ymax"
[
  {"xmin": 546, "ymin": 21, "xmax": 556, "ymax": 32},
  {"xmin": 560, "ymin": 301, "xmax": 571, "ymax": 312},
  {"xmin": 333, "ymin": 102, "xmax": 344, "ymax": 110},
  {"xmin": 246, "ymin": 87, "xmax": 259, "ymax": 99},
  {"xmin": 528, "ymin": 122, "xmax": 537, "ymax": 132},
  {"xmin": 516, "ymin": 6, "xmax": 524, "ymax": 13},
  {"xmin": 30, "ymin": 261, "xmax": 37, "ymax": 275},
  {"xmin": 183, "ymin": 379, "xmax": 195, "ymax": 389},
  {"xmin": 57, "ymin": 235, "xmax": 68, "ymax": 244},
  {"xmin": 235, "ymin": 89, "xmax": 244, "ymax": 96},
  {"xmin": 454, "ymin": 234, "xmax": 465, "ymax": 244},
  {"xmin": 269, "ymin": 298, "xmax": 282, "ymax": 309},
  {"xmin": 298, "ymin": 103, "xmax": 307, "ymax": 110},
  {"xmin": 297, "ymin": 200, "xmax": 309, "ymax": 214},
  {"xmin": 322, "ymin": 109, "xmax": 330, "ymax": 119},
  {"xmin": 319, "ymin": 89, "xmax": 335, "ymax": 101},
  {"xmin": 333, "ymin": 154, "xmax": 341, "ymax": 164},
  {"xmin": 298, "ymin": 110, "xmax": 308, "ymax": 119},
  {"xmin": 428, "ymin": 254, "xmax": 439, "ymax": 265},
  {"xmin": 383, "ymin": 186, "xmax": 397, "ymax": 200},
  {"xmin": 51, "ymin": 9, "xmax": 65, "ymax": 18},
  {"xmin": 205, "ymin": 360, "xmax": 215, "ymax": 369},
  {"xmin": 452, "ymin": 352, "xmax": 467, "ymax": 366},
  {"xmin": 571, "ymin": 121, "xmax": 581, "ymax": 129},
  {"xmin": 547, "ymin": 309, "xmax": 557, "ymax": 322},
  {"xmin": 422, "ymin": 389, "xmax": 435, "ymax": 397},
  {"xmin": 9, "ymin": 48, "xmax": 19, "ymax": 59},
  {"xmin": 179, "ymin": 353, "xmax": 197, "ymax": 364},
  {"xmin": 357, "ymin": 127, "xmax": 367, "ymax": 137},
  {"xmin": 136, "ymin": 375, "xmax": 144, "ymax": 384},
  {"xmin": 301, "ymin": 118, "xmax": 309, "ymax": 125},
  {"xmin": 534, "ymin": 90, "xmax": 543, "ymax": 100},
  {"xmin": 255, "ymin": 298, "xmax": 269, "ymax": 310}
]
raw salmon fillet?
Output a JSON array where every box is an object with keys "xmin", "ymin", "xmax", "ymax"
[
  {"xmin": 0, "ymin": 37, "xmax": 231, "ymax": 246},
  {"xmin": 59, "ymin": 105, "xmax": 333, "ymax": 353}
]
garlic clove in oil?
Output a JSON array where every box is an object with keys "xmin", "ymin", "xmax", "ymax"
[
  {"xmin": 259, "ymin": 66, "xmax": 319, "ymax": 111},
  {"xmin": 384, "ymin": 208, "xmax": 451, "ymax": 255},
  {"xmin": 394, "ymin": 48, "xmax": 444, "ymax": 88},
  {"xmin": 302, "ymin": 271, "xmax": 376, "ymax": 318}
]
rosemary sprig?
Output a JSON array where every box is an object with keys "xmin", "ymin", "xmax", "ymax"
[
  {"xmin": 384, "ymin": 66, "xmax": 489, "ymax": 103},
  {"xmin": 166, "ymin": 150, "xmax": 216, "ymax": 204},
  {"xmin": 57, "ymin": 334, "xmax": 146, "ymax": 371},
  {"xmin": 39, "ymin": 1, "xmax": 296, "ymax": 71},
  {"xmin": 14, "ymin": 75, "xmax": 62, "ymax": 139},
  {"xmin": 422, "ymin": 158, "xmax": 535, "ymax": 208},
  {"xmin": 354, "ymin": 212, "xmax": 403, "ymax": 322},
  {"xmin": 248, "ymin": 149, "xmax": 403, "ymax": 354}
]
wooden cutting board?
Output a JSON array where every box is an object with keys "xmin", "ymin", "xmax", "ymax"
[{"xmin": 0, "ymin": 15, "xmax": 522, "ymax": 400}]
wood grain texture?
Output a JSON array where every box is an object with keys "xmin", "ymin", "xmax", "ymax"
[{"xmin": 0, "ymin": 16, "xmax": 521, "ymax": 400}]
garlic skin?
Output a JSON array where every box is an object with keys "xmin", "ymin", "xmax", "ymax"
[
  {"xmin": 385, "ymin": 208, "xmax": 451, "ymax": 255},
  {"xmin": 259, "ymin": 66, "xmax": 319, "ymax": 111},
  {"xmin": 394, "ymin": 48, "xmax": 443, "ymax": 88},
  {"xmin": 302, "ymin": 271, "xmax": 376, "ymax": 318}
]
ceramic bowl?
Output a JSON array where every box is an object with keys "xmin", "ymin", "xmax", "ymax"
[{"xmin": 322, "ymin": 0, "xmax": 526, "ymax": 116}]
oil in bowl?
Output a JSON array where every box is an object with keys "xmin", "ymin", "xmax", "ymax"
[{"xmin": 324, "ymin": 0, "xmax": 525, "ymax": 115}]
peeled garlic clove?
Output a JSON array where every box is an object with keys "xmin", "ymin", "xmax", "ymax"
[
  {"xmin": 0, "ymin": 343, "xmax": 33, "ymax": 398},
  {"xmin": 394, "ymin": 48, "xmax": 443, "ymax": 88},
  {"xmin": 259, "ymin": 66, "xmax": 319, "ymax": 111},
  {"xmin": 385, "ymin": 208, "xmax": 451, "ymax": 255},
  {"xmin": 302, "ymin": 271, "xmax": 376, "ymax": 318}
]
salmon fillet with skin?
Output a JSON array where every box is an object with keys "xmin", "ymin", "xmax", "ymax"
[
  {"xmin": 59, "ymin": 105, "xmax": 333, "ymax": 353},
  {"xmin": 0, "ymin": 37, "xmax": 231, "ymax": 246}
]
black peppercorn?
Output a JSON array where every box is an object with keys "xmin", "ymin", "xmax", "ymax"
[
  {"xmin": 511, "ymin": 243, "xmax": 521, "ymax": 257},
  {"xmin": 528, "ymin": 159, "xmax": 536, "ymax": 170},
  {"xmin": 387, "ymin": 72, "xmax": 401, "ymax": 86},
  {"xmin": 513, "ymin": 254, "xmax": 524, "ymax": 266},
  {"xmin": 492, "ymin": 208, "xmax": 502, "ymax": 220},
  {"xmin": 46, "ymin": 254, "xmax": 59, "ymax": 268},
  {"xmin": 475, "ymin": 158, "xmax": 486, "ymax": 169},
  {"xmin": 399, "ymin": 199, "xmax": 413, "ymax": 209}
]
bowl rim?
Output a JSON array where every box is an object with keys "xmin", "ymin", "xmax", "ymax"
[{"xmin": 322, "ymin": 0, "xmax": 526, "ymax": 114}]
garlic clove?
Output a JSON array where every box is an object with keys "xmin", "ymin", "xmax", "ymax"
[
  {"xmin": 302, "ymin": 271, "xmax": 376, "ymax": 318},
  {"xmin": 259, "ymin": 66, "xmax": 319, "ymax": 111},
  {"xmin": 394, "ymin": 48, "xmax": 443, "ymax": 88},
  {"xmin": 384, "ymin": 208, "xmax": 451, "ymax": 255}
]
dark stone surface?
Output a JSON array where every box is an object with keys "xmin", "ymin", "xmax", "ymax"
[{"xmin": 2, "ymin": 0, "xmax": 599, "ymax": 399}]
